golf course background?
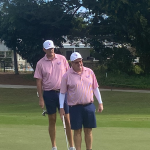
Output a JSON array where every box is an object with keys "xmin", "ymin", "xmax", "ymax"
[{"xmin": 0, "ymin": 88, "xmax": 150, "ymax": 150}]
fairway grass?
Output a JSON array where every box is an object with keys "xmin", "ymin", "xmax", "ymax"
[
  {"xmin": 0, "ymin": 88, "xmax": 150, "ymax": 150},
  {"xmin": 0, "ymin": 125, "xmax": 150, "ymax": 150},
  {"xmin": 93, "ymin": 127, "xmax": 150, "ymax": 150}
]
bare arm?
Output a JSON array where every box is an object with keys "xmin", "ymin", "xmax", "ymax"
[{"xmin": 36, "ymin": 78, "xmax": 44, "ymax": 109}]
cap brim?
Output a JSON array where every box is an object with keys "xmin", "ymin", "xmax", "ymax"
[
  {"xmin": 44, "ymin": 46, "xmax": 55, "ymax": 50},
  {"xmin": 71, "ymin": 57, "xmax": 83, "ymax": 61}
]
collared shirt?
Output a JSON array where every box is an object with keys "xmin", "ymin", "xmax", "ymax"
[
  {"xmin": 34, "ymin": 54, "xmax": 70, "ymax": 91},
  {"xmin": 60, "ymin": 67, "xmax": 99, "ymax": 106}
]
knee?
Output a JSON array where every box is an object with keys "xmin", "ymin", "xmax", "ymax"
[
  {"xmin": 84, "ymin": 128, "xmax": 92, "ymax": 136},
  {"xmin": 74, "ymin": 129, "xmax": 82, "ymax": 136},
  {"xmin": 48, "ymin": 116, "xmax": 56, "ymax": 125}
]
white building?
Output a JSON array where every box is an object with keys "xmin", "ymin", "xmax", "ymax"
[
  {"xmin": 0, "ymin": 41, "xmax": 93, "ymax": 71},
  {"xmin": 0, "ymin": 41, "xmax": 32, "ymax": 71},
  {"xmin": 59, "ymin": 42, "xmax": 91, "ymax": 60},
  {"xmin": 0, "ymin": 41, "xmax": 12, "ymax": 59}
]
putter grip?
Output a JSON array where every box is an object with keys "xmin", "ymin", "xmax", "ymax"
[{"xmin": 62, "ymin": 116, "xmax": 66, "ymax": 129}]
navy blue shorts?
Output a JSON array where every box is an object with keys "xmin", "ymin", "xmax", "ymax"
[
  {"xmin": 43, "ymin": 90, "xmax": 69, "ymax": 115},
  {"xmin": 69, "ymin": 103, "xmax": 97, "ymax": 130}
]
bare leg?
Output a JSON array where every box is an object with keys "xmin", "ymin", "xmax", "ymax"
[
  {"xmin": 84, "ymin": 128, "xmax": 92, "ymax": 150},
  {"xmin": 65, "ymin": 114, "xmax": 74, "ymax": 147},
  {"xmin": 74, "ymin": 128, "xmax": 82, "ymax": 150},
  {"xmin": 48, "ymin": 113, "xmax": 57, "ymax": 148}
]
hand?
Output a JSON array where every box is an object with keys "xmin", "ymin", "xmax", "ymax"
[
  {"xmin": 60, "ymin": 108, "xmax": 65, "ymax": 121},
  {"xmin": 97, "ymin": 103, "xmax": 103, "ymax": 113},
  {"xmin": 39, "ymin": 97, "xmax": 44, "ymax": 109}
]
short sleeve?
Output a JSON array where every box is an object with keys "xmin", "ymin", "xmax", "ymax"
[
  {"xmin": 92, "ymin": 71, "xmax": 99, "ymax": 89},
  {"xmin": 60, "ymin": 73, "xmax": 68, "ymax": 93},
  {"xmin": 34, "ymin": 62, "xmax": 43, "ymax": 79}
]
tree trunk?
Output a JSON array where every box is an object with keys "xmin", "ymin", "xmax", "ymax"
[
  {"xmin": 140, "ymin": 55, "xmax": 150, "ymax": 74},
  {"xmin": 13, "ymin": 48, "xmax": 19, "ymax": 75}
]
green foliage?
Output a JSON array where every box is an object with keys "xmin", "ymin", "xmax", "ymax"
[
  {"xmin": 67, "ymin": 16, "xmax": 90, "ymax": 41},
  {"xmin": 95, "ymin": 68, "xmax": 150, "ymax": 89},
  {"xmin": 106, "ymin": 47, "xmax": 134, "ymax": 74},
  {"xmin": 1, "ymin": 0, "xmax": 150, "ymax": 74},
  {"xmin": 132, "ymin": 64, "xmax": 144, "ymax": 74},
  {"xmin": 82, "ymin": 0, "xmax": 150, "ymax": 74},
  {"xmin": 0, "ymin": 0, "xmax": 80, "ymax": 70},
  {"xmin": 92, "ymin": 47, "xmax": 134, "ymax": 74}
]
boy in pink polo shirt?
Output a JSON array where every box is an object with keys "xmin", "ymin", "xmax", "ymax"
[
  {"xmin": 34, "ymin": 40, "xmax": 75, "ymax": 150},
  {"xmin": 59, "ymin": 52, "xmax": 103, "ymax": 150}
]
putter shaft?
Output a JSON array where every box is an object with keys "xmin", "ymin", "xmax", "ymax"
[{"xmin": 62, "ymin": 116, "xmax": 69, "ymax": 150}]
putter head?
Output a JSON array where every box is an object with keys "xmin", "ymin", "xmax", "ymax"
[{"xmin": 42, "ymin": 110, "xmax": 48, "ymax": 116}]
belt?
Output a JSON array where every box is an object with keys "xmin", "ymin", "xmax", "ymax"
[
  {"xmin": 51, "ymin": 89, "xmax": 60, "ymax": 92},
  {"xmin": 78, "ymin": 103, "xmax": 92, "ymax": 106},
  {"xmin": 71, "ymin": 103, "xmax": 92, "ymax": 107}
]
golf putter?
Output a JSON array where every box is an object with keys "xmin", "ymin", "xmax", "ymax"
[
  {"xmin": 42, "ymin": 109, "xmax": 48, "ymax": 116},
  {"xmin": 62, "ymin": 115, "xmax": 69, "ymax": 150}
]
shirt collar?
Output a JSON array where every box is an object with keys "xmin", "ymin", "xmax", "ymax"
[
  {"xmin": 44, "ymin": 54, "xmax": 58, "ymax": 61},
  {"xmin": 70, "ymin": 66, "xmax": 86, "ymax": 74}
]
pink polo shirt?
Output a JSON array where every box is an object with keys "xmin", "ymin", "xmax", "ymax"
[
  {"xmin": 60, "ymin": 67, "xmax": 99, "ymax": 106},
  {"xmin": 34, "ymin": 54, "xmax": 69, "ymax": 91}
]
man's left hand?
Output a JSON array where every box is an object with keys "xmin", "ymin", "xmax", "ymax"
[
  {"xmin": 97, "ymin": 103, "xmax": 103, "ymax": 113},
  {"xmin": 60, "ymin": 108, "xmax": 65, "ymax": 120}
]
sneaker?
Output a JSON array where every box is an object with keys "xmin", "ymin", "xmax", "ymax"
[
  {"xmin": 52, "ymin": 147, "xmax": 57, "ymax": 150},
  {"xmin": 69, "ymin": 147, "xmax": 76, "ymax": 150}
]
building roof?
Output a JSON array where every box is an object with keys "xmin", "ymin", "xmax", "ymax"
[{"xmin": 62, "ymin": 42, "xmax": 91, "ymax": 49}]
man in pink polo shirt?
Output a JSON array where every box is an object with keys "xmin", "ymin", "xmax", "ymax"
[
  {"xmin": 59, "ymin": 52, "xmax": 103, "ymax": 150},
  {"xmin": 34, "ymin": 40, "xmax": 75, "ymax": 150}
]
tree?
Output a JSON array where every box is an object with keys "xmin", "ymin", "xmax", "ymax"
[
  {"xmin": 0, "ymin": 1, "xmax": 19, "ymax": 74},
  {"xmin": 0, "ymin": 0, "xmax": 83, "ymax": 71},
  {"xmin": 82, "ymin": 0, "xmax": 150, "ymax": 74},
  {"xmin": 106, "ymin": 47, "xmax": 134, "ymax": 74}
]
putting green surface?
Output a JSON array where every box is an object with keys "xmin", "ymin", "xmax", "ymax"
[
  {"xmin": 0, "ymin": 125, "xmax": 150, "ymax": 150},
  {"xmin": 0, "ymin": 89, "xmax": 150, "ymax": 150}
]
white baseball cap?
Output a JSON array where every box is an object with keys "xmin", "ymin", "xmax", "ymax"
[
  {"xmin": 43, "ymin": 40, "xmax": 55, "ymax": 49},
  {"xmin": 70, "ymin": 52, "xmax": 82, "ymax": 61}
]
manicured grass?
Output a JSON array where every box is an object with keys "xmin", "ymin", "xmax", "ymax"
[
  {"xmin": 0, "ymin": 88, "xmax": 150, "ymax": 150},
  {"xmin": 1, "ymin": 125, "xmax": 150, "ymax": 150}
]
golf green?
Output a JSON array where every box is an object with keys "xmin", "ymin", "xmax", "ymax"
[
  {"xmin": 0, "ymin": 88, "xmax": 150, "ymax": 150},
  {"xmin": 0, "ymin": 125, "xmax": 150, "ymax": 150}
]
